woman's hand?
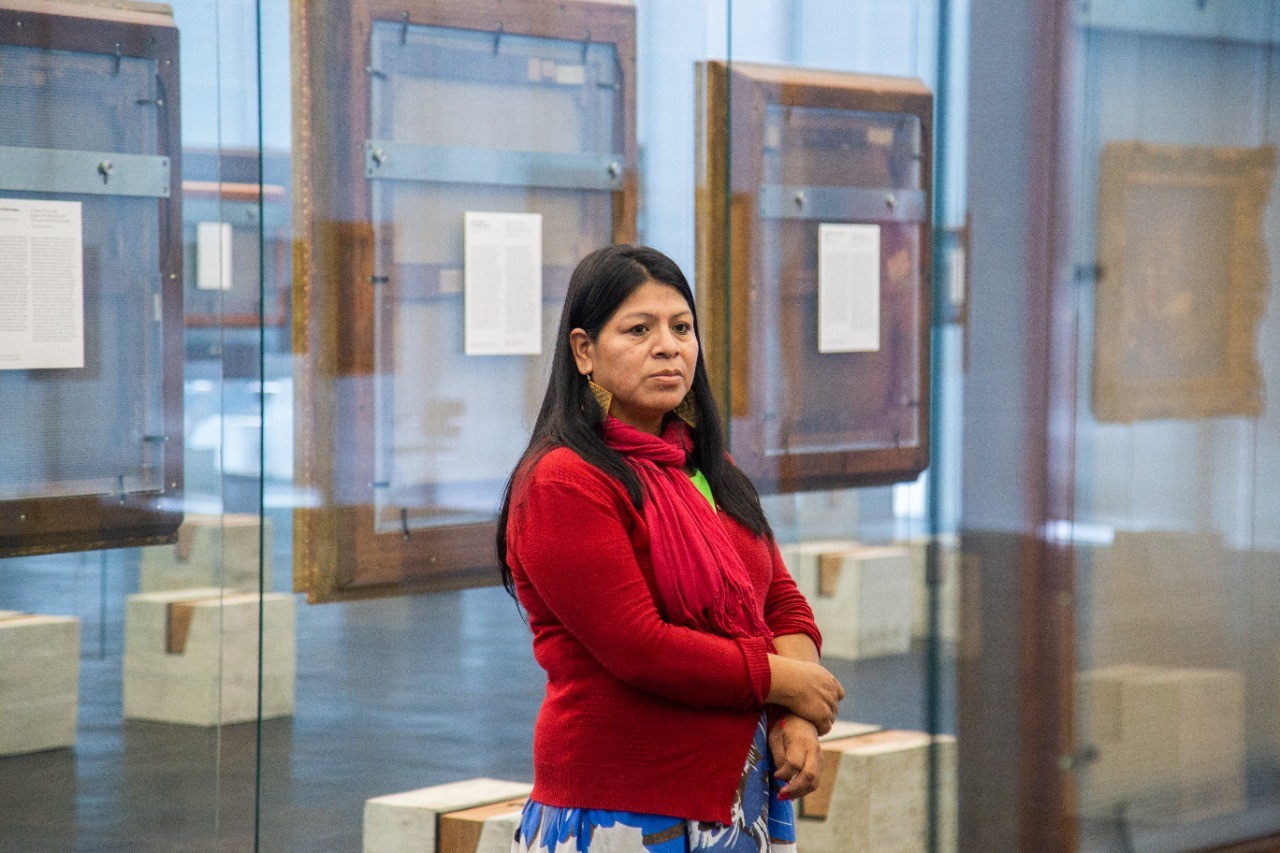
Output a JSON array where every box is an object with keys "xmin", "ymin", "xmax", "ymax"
[
  {"xmin": 769, "ymin": 714, "xmax": 823, "ymax": 801},
  {"xmin": 765, "ymin": 655, "xmax": 844, "ymax": 734}
]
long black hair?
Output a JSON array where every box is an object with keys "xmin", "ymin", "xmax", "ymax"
[{"xmin": 496, "ymin": 243, "xmax": 772, "ymax": 599}]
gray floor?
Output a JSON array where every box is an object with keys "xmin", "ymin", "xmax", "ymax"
[{"xmin": 0, "ymin": 509, "xmax": 955, "ymax": 852}]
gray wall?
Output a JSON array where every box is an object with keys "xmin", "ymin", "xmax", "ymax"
[{"xmin": 960, "ymin": 0, "xmax": 1037, "ymax": 849}]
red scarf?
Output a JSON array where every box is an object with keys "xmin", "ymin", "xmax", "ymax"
[{"xmin": 602, "ymin": 416, "xmax": 771, "ymax": 640}]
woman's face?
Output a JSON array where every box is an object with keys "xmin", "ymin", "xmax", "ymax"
[{"xmin": 570, "ymin": 280, "xmax": 699, "ymax": 436}]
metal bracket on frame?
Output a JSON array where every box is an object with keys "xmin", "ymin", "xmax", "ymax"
[
  {"xmin": 364, "ymin": 141, "xmax": 625, "ymax": 192},
  {"xmin": 0, "ymin": 146, "xmax": 170, "ymax": 198},
  {"xmin": 758, "ymin": 185, "xmax": 926, "ymax": 222}
]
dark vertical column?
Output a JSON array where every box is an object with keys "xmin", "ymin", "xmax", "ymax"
[
  {"xmin": 1021, "ymin": 0, "xmax": 1078, "ymax": 849},
  {"xmin": 960, "ymin": 0, "xmax": 1077, "ymax": 850}
]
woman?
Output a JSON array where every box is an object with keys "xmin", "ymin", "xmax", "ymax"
[{"xmin": 497, "ymin": 244, "xmax": 845, "ymax": 853}]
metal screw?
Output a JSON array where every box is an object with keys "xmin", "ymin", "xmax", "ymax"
[
  {"xmin": 98, "ymin": 160, "xmax": 114, "ymax": 184},
  {"xmin": 607, "ymin": 161, "xmax": 621, "ymax": 179},
  {"xmin": 884, "ymin": 192, "xmax": 897, "ymax": 210},
  {"xmin": 793, "ymin": 191, "xmax": 805, "ymax": 207},
  {"xmin": 370, "ymin": 148, "xmax": 387, "ymax": 167}
]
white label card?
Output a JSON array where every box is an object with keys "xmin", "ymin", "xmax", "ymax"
[
  {"xmin": 196, "ymin": 221, "xmax": 233, "ymax": 291},
  {"xmin": 818, "ymin": 223, "xmax": 881, "ymax": 354},
  {"xmin": 464, "ymin": 212, "xmax": 542, "ymax": 356},
  {"xmin": 0, "ymin": 199, "xmax": 85, "ymax": 370}
]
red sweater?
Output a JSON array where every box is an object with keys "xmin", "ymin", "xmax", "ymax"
[{"xmin": 506, "ymin": 446, "xmax": 822, "ymax": 824}]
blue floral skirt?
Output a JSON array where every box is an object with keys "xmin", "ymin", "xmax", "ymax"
[{"xmin": 511, "ymin": 715, "xmax": 796, "ymax": 853}]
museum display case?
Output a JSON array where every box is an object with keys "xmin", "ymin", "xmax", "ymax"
[
  {"xmin": 8, "ymin": 0, "xmax": 1280, "ymax": 849},
  {"xmin": 1070, "ymin": 6, "xmax": 1280, "ymax": 850},
  {"xmin": 0, "ymin": 1, "xmax": 963, "ymax": 850},
  {"xmin": 0, "ymin": 1, "xmax": 272, "ymax": 848},
  {"xmin": 701, "ymin": 8, "xmax": 961, "ymax": 853},
  {"xmin": 961, "ymin": 1, "xmax": 1280, "ymax": 850}
]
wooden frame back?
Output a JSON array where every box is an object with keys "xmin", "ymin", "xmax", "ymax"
[
  {"xmin": 0, "ymin": 1, "xmax": 183, "ymax": 558},
  {"xmin": 697, "ymin": 60, "xmax": 932, "ymax": 493},
  {"xmin": 291, "ymin": 0, "xmax": 637, "ymax": 602}
]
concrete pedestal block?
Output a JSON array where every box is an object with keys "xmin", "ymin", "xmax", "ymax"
[
  {"xmin": 811, "ymin": 546, "xmax": 914, "ymax": 660},
  {"xmin": 1086, "ymin": 531, "xmax": 1227, "ymax": 669},
  {"xmin": 822, "ymin": 720, "xmax": 882, "ymax": 742},
  {"xmin": 123, "ymin": 588, "xmax": 295, "ymax": 726},
  {"xmin": 798, "ymin": 729, "xmax": 957, "ymax": 853},
  {"xmin": 363, "ymin": 778, "xmax": 533, "ymax": 853},
  {"xmin": 1078, "ymin": 665, "xmax": 1245, "ymax": 824},
  {"xmin": 778, "ymin": 539, "xmax": 861, "ymax": 599},
  {"xmin": 0, "ymin": 612, "xmax": 80, "ymax": 755},
  {"xmin": 139, "ymin": 513, "xmax": 272, "ymax": 593}
]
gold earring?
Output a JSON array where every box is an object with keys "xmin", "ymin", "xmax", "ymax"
[
  {"xmin": 587, "ymin": 376, "xmax": 612, "ymax": 417},
  {"xmin": 673, "ymin": 390, "xmax": 699, "ymax": 428}
]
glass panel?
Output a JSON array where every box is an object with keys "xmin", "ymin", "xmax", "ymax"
[
  {"xmin": 0, "ymin": 0, "xmax": 265, "ymax": 849},
  {"xmin": 0, "ymin": 0, "xmax": 973, "ymax": 848},
  {"xmin": 1070, "ymin": 5, "xmax": 1280, "ymax": 849},
  {"xmin": 724, "ymin": 4, "xmax": 961, "ymax": 853}
]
